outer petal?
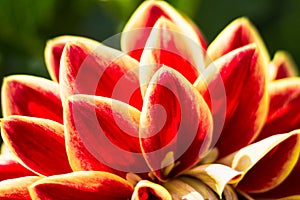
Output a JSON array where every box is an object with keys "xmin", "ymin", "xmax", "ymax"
[
  {"xmin": 0, "ymin": 156, "xmax": 36, "ymax": 181},
  {"xmin": 269, "ymin": 51, "xmax": 298, "ymax": 80},
  {"xmin": 121, "ymin": 0, "xmax": 205, "ymax": 60},
  {"xmin": 139, "ymin": 17, "xmax": 204, "ymax": 97},
  {"xmin": 132, "ymin": 180, "xmax": 172, "ymax": 200},
  {"xmin": 140, "ymin": 67, "xmax": 213, "ymax": 181},
  {"xmin": 60, "ymin": 41, "xmax": 142, "ymax": 110},
  {"xmin": 195, "ymin": 44, "xmax": 268, "ymax": 158},
  {"xmin": 44, "ymin": 35, "xmax": 100, "ymax": 82},
  {"xmin": 257, "ymin": 78, "xmax": 300, "ymax": 140},
  {"xmin": 0, "ymin": 176, "xmax": 41, "ymax": 200},
  {"xmin": 64, "ymin": 94, "xmax": 149, "ymax": 176},
  {"xmin": 1, "ymin": 75, "xmax": 63, "ymax": 123},
  {"xmin": 207, "ymin": 17, "xmax": 269, "ymax": 68},
  {"xmin": 219, "ymin": 130, "xmax": 300, "ymax": 193},
  {"xmin": 29, "ymin": 171, "xmax": 133, "ymax": 200},
  {"xmin": 184, "ymin": 164, "xmax": 242, "ymax": 197},
  {"xmin": 1, "ymin": 116, "xmax": 72, "ymax": 176}
]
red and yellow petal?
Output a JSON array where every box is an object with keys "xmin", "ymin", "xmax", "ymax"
[
  {"xmin": 207, "ymin": 17, "xmax": 270, "ymax": 68},
  {"xmin": 139, "ymin": 17, "xmax": 203, "ymax": 97},
  {"xmin": 0, "ymin": 156, "xmax": 36, "ymax": 181},
  {"xmin": 195, "ymin": 44, "xmax": 268, "ymax": 158},
  {"xmin": 29, "ymin": 171, "xmax": 133, "ymax": 200},
  {"xmin": 1, "ymin": 116, "xmax": 72, "ymax": 176},
  {"xmin": 1, "ymin": 75, "xmax": 63, "ymax": 123},
  {"xmin": 132, "ymin": 180, "xmax": 172, "ymax": 200},
  {"xmin": 269, "ymin": 51, "xmax": 298, "ymax": 80},
  {"xmin": 0, "ymin": 176, "xmax": 41, "ymax": 200},
  {"xmin": 60, "ymin": 41, "xmax": 142, "ymax": 110},
  {"xmin": 220, "ymin": 130, "xmax": 300, "ymax": 194},
  {"xmin": 64, "ymin": 94, "xmax": 149, "ymax": 177},
  {"xmin": 257, "ymin": 78, "xmax": 300, "ymax": 140},
  {"xmin": 140, "ymin": 67, "xmax": 212, "ymax": 181},
  {"xmin": 44, "ymin": 35, "xmax": 100, "ymax": 82},
  {"xmin": 121, "ymin": 0, "xmax": 205, "ymax": 60}
]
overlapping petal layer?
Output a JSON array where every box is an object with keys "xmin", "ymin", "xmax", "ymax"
[
  {"xmin": 64, "ymin": 94, "xmax": 148, "ymax": 176},
  {"xmin": 140, "ymin": 67, "xmax": 212, "ymax": 180},
  {"xmin": 139, "ymin": 17, "xmax": 203, "ymax": 96},
  {"xmin": 60, "ymin": 41, "xmax": 142, "ymax": 109},
  {"xmin": 44, "ymin": 35, "xmax": 100, "ymax": 82},
  {"xmin": 270, "ymin": 51, "xmax": 298, "ymax": 80},
  {"xmin": 1, "ymin": 75, "xmax": 63, "ymax": 123},
  {"xmin": 1, "ymin": 116, "xmax": 72, "ymax": 176},
  {"xmin": 121, "ymin": 0, "xmax": 206, "ymax": 60},
  {"xmin": 29, "ymin": 171, "xmax": 133, "ymax": 200},
  {"xmin": 132, "ymin": 180, "xmax": 172, "ymax": 200}
]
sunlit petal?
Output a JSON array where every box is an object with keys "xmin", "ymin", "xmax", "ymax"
[
  {"xmin": 29, "ymin": 171, "xmax": 133, "ymax": 200},
  {"xmin": 1, "ymin": 75, "xmax": 63, "ymax": 123},
  {"xmin": 1, "ymin": 116, "xmax": 72, "ymax": 176}
]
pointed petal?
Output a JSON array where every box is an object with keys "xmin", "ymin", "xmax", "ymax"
[
  {"xmin": 140, "ymin": 67, "xmax": 212, "ymax": 181},
  {"xmin": 0, "ymin": 176, "xmax": 41, "ymax": 200},
  {"xmin": 219, "ymin": 130, "xmax": 300, "ymax": 193},
  {"xmin": 0, "ymin": 156, "xmax": 36, "ymax": 181},
  {"xmin": 44, "ymin": 35, "xmax": 100, "ymax": 82},
  {"xmin": 139, "ymin": 17, "xmax": 204, "ymax": 97},
  {"xmin": 29, "ymin": 171, "xmax": 133, "ymax": 200},
  {"xmin": 184, "ymin": 164, "xmax": 242, "ymax": 197},
  {"xmin": 207, "ymin": 17, "xmax": 270, "ymax": 67},
  {"xmin": 132, "ymin": 180, "xmax": 172, "ymax": 200},
  {"xmin": 195, "ymin": 44, "xmax": 269, "ymax": 158},
  {"xmin": 1, "ymin": 75, "xmax": 63, "ymax": 123},
  {"xmin": 64, "ymin": 94, "xmax": 149, "ymax": 176},
  {"xmin": 257, "ymin": 78, "xmax": 300, "ymax": 140},
  {"xmin": 121, "ymin": 0, "xmax": 205, "ymax": 60},
  {"xmin": 1, "ymin": 116, "xmax": 72, "ymax": 176},
  {"xmin": 269, "ymin": 51, "xmax": 298, "ymax": 80},
  {"xmin": 60, "ymin": 41, "xmax": 142, "ymax": 110}
]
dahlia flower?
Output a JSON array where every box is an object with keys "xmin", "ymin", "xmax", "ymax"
[{"xmin": 1, "ymin": 1, "xmax": 300, "ymax": 199}]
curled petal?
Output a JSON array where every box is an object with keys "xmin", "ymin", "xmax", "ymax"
[
  {"xmin": 195, "ymin": 44, "xmax": 268, "ymax": 158},
  {"xmin": 64, "ymin": 94, "xmax": 149, "ymax": 176},
  {"xmin": 269, "ymin": 51, "xmax": 298, "ymax": 80},
  {"xmin": 0, "ymin": 156, "xmax": 36, "ymax": 181},
  {"xmin": 1, "ymin": 75, "xmax": 63, "ymax": 123},
  {"xmin": 60, "ymin": 41, "xmax": 142, "ymax": 110},
  {"xmin": 140, "ymin": 67, "xmax": 212, "ymax": 181},
  {"xmin": 184, "ymin": 164, "xmax": 242, "ymax": 197},
  {"xmin": 1, "ymin": 116, "xmax": 72, "ymax": 176},
  {"xmin": 257, "ymin": 78, "xmax": 300, "ymax": 140},
  {"xmin": 44, "ymin": 35, "xmax": 100, "ymax": 82},
  {"xmin": 207, "ymin": 17, "xmax": 269, "ymax": 67},
  {"xmin": 121, "ymin": 0, "xmax": 205, "ymax": 60},
  {"xmin": 29, "ymin": 171, "xmax": 133, "ymax": 200},
  {"xmin": 139, "ymin": 17, "xmax": 204, "ymax": 96},
  {"xmin": 219, "ymin": 130, "xmax": 300, "ymax": 193},
  {"xmin": 0, "ymin": 176, "xmax": 41, "ymax": 200},
  {"xmin": 132, "ymin": 180, "xmax": 172, "ymax": 200}
]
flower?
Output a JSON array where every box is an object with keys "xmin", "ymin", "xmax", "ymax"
[{"xmin": 1, "ymin": 1, "xmax": 300, "ymax": 199}]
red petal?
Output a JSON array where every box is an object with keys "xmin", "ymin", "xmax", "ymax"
[
  {"xmin": 64, "ymin": 94, "xmax": 149, "ymax": 176},
  {"xmin": 195, "ymin": 44, "xmax": 268, "ymax": 158},
  {"xmin": 257, "ymin": 78, "xmax": 300, "ymax": 140},
  {"xmin": 44, "ymin": 35, "xmax": 100, "ymax": 82},
  {"xmin": 0, "ymin": 176, "xmax": 41, "ymax": 200},
  {"xmin": 132, "ymin": 180, "xmax": 172, "ymax": 200},
  {"xmin": 0, "ymin": 156, "xmax": 36, "ymax": 181},
  {"xmin": 60, "ymin": 41, "xmax": 142, "ymax": 110},
  {"xmin": 235, "ymin": 131, "xmax": 300, "ymax": 193},
  {"xmin": 29, "ymin": 171, "xmax": 133, "ymax": 200},
  {"xmin": 207, "ymin": 18, "xmax": 269, "ymax": 66},
  {"xmin": 140, "ymin": 67, "xmax": 212, "ymax": 181},
  {"xmin": 139, "ymin": 17, "xmax": 203, "ymax": 97},
  {"xmin": 270, "ymin": 51, "xmax": 298, "ymax": 80},
  {"xmin": 1, "ymin": 116, "xmax": 72, "ymax": 176},
  {"xmin": 121, "ymin": 1, "xmax": 205, "ymax": 60},
  {"xmin": 1, "ymin": 75, "xmax": 63, "ymax": 123}
]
